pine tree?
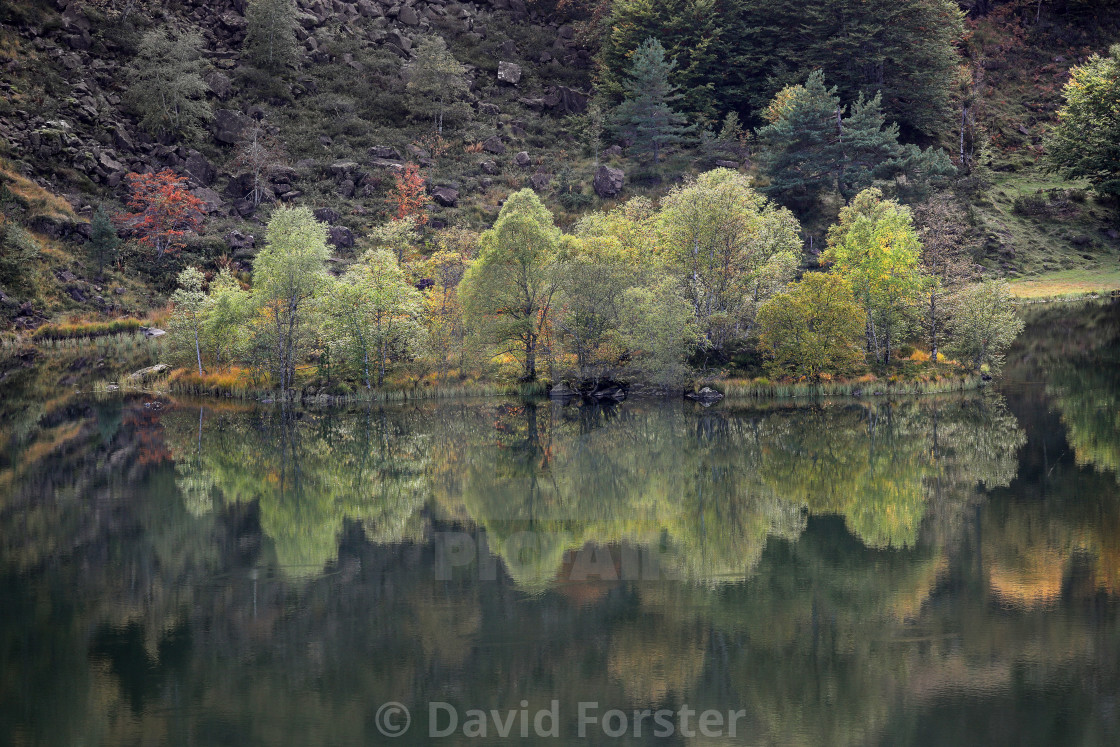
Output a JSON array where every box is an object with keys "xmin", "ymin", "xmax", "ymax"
[
  {"xmin": 840, "ymin": 92, "xmax": 900, "ymax": 199},
  {"xmin": 612, "ymin": 38, "xmax": 694, "ymax": 164},
  {"xmin": 245, "ymin": 0, "xmax": 299, "ymax": 74},
  {"xmin": 88, "ymin": 205, "xmax": 121, "ymax": 279},
  {"xmin": 405, "ymin": 36, "xmax": 471, "ymax": 135},
  {"xmin": 127, "ymin": 29, "xmax": 212, "ymax": 142},
  {"xmin": 756, "ymin": 71, "xmax": 842, "ymax": 207}
]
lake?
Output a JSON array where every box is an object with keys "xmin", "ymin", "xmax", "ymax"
[{"xmin": 2, "ymin": 300, "xmax": 1119, "ymax": 745}]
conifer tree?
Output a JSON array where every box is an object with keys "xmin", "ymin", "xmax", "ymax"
[
  {"xmin": 245, "ymin": 0, "xmax": 299, "ymax": 74},
  {"xmin": 612, "ymin": 38, "xmax": 694, "ymax": 165},
  {"xmin": 88, "ymin": 205, "xmax": 121, "ymax": 279},
  {"xmin": 127, "ymin": 29, "xmax": 212, "ymax": 141}
]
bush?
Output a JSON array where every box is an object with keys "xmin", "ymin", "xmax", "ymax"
[{"xmin": 31, "ymin": 318, "xmax": 143, "ymax": 341}]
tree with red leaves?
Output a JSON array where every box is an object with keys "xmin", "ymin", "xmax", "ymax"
[
  {"xmin": 391, "ymin": 163, "xmax": 428, "ymax": 226},
  {"xmin": 120, "ymin": 169, "xmax": 206, "ymax": 261}
]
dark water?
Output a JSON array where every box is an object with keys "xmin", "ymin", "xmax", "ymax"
[{"xmin": 2, "ymin": 302, "xmax": 1120, "ymax": 746}]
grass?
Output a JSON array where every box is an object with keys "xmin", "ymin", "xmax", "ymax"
[
  {"xmin": 716, "ymin": 373, "xmax": 984, "ymax": 400},
  {"xmin": 0, "ymin": 157, "xmax": 75, "ymax": 223},
  {"xmin": 162, "ymin": 366, "xmax": 549, "ymax": 402},
  {"xmin": 1007, "ymin": 267, "xmax": 1120, "ymax": 300},
  {"xmin": 31, "ymin": 317, "xmax": 143, "ymax": 341}
]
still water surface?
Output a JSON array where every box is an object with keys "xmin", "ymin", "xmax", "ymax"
[{"xmin": 2, "ymin": 301, "xmax": 1119, "ymax": 745}]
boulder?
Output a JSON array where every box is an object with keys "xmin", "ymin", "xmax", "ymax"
[
  {"xmin": 327, "ymin": 225, "xmax": 355, "ymax": 248},
  {"xmin": 226, "ymin": 230, "xmax": 255, "ymax": 251},
  {"xmin": 128, "ymin": 363, "xmax": 169, "ymax": 380},
  {"xmin": 314, "ymin": 207, "xmax": 341, "ymax": 224},
  {"xmin": 529, "ymin": 171, "xmax": 551, "ymax": 191},
  {"xmin": 184, "ymin": 152, "xmax": 216, "ymax": 185},
  {"xmin": 593, "ymin": 164, "xmax": 624, "ymax": 198},
  {"xmin": 224, "ymin": 173, "xmax": 256, "ymax": 201},
  {"xmin": 514, "ymin": 151, "xmax": 532, "ymax": 168},
  {"xmin": 542, "ymin": 85, "xmax": 588, "ymax": 115},
  {"xmin": 397, "ymin": 5, "xmax": 419, "ymax": 25},
  {"xmin": 431, "ymin": 186, "xmax": 459, "ymax": 207},
  {"xmin": 206, "ymin": 71, "xmax": 233, "ymax": 100},
  {"xmin": 482, "ymin": 135, "xmax": 506, "ymax": 155},
  {"xmin": 549, "ymin": 382, "xmax": 580, "ymax": 400},
  {"xmin": 369, "ymin": 145, "xmax": 402, "ymax": 160},
  {"xmin": 191, "ymin": 187, "xmax": 225, "ymax": 214},
  {"xmin": 480, "ymin": 160, "xmax": 499, "ymax": 175},
  {"xmin": 213, "ymin": 109, "xmax": 251, "ymax": 145},
  {"xmin": 714, "ymin": 159, "xmax": 739, "ymax": 168},
  {"xmin": 497, "ymin": 61, "xmax": 522, "ymax": 85},
  {"xmin": 140, "ymin": 328, "xmax": 167, "ymax": 339},
  {"xmin": 684, "ymin": 386, "xmax": 724, "ymax": 402}
]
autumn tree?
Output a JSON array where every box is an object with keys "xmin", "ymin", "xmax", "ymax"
[
  {"xmin": 824, "ymin": 188, "xmax": 927, "ymax": 365},
  {"xmin": 404, "ymin": 36, "xmax": 471, "ymax": 135},
  {"xmin": 1046, "ymin": 44, "xmax": 1120, "ymax": 201},
  {"xmin": 323, "ymin": 249, "xmax": 426, "ymax": 389},
  {"xmin": 461, "ymin": 189, "xmax": 562, "ymax": 382},
  {"xmin": 232, "ymin": 122, "xmax": 287, "ymax": 206},
  {"xmin": 612, "ymin": 38, "xmax": 694, "ymax": 165},
  {"xmin": 202, "ymin": 268, "xmax": 249, "ymax": 370},
  {"xmin": 757, "ymin": 272, "xmax": 866, "ymax": 378},
  {"xmin": 244, "ymin": 0, "xmax": 299, "ymax": 74},
  {"xmin": 391, "ymin": 164, "xmax": 429, "ymax": 226},
  {"xmin": 252, "ymin": 206, "xmax": 331, "ymax": 393},
  {"xmin": 120, "ymin": 170, "xmax": 206, "ymax": 261},
  {"xmin": 657, "ymin": 168, "xmax": 801, "ymax": 366},
  {"xmin": 127, "ymin": 29, "xmax": 212, "ymax": 141}
]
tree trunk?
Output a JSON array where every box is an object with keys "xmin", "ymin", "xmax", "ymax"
[{"xmin": 194, "ymin": 320, "xmax": 203, "ymax": 375}]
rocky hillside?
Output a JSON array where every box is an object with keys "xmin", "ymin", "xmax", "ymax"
[{"xmin": 2, "ymin": 0, "xmax": 1120, "ymax": 328}]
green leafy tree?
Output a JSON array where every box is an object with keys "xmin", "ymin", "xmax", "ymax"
[
  {"xmin": 1046, "ymin": 44, "xmax": 1120, "ymax": 201},
  {"xmin": 946, "ymin": 281, "xmax": 1024, "ymax": 373},
  {"xmin": 460, "ymin": 189, "xmax": 561, "ymax": 382},
  {"xmin": 170, "ymin": 267, "xmax": 207, "ymax": 375},
  {"xmin": 252, "ymin": 206, "xmax": 331, "ymax": 392},
  {"xmin": 824, "ymin": 188, "xmax": 927, "ymax": 365},
  {"xmin": 612, "ymin": 38, "xmax": 694, "ymax": 164},
  {"xmin": 657, "ymin": 168, "xmax": 800, "ymax": 365},
  {"xmin": 913, "ymin": 195, "xmax": 979, "ymax": 362},
  {"xmin": 244, "ymin": 0, "xmax": 299, "ymax": 74},
  {"xmin": 87, "ymin": 205, "xmax": 121, "ymax": 279},
  {"xmin": 202, "ymin": 268, "xmax": 249, "ymax": 370},
  {"xmin": 368, "ymin": 216, "xmax": 420, "ymax": 265},
  {"xmin": 127, "ymin": 29, "xmax": 212, "ymax": 141},
  {"xmin": 324, "ymin": 249, "xmax": 426, "ymax": 389},
  {"xmin": 405, "ymin": 36, "xmax": 471, "ymax": 135},
  {"xmin": 757, "ymin": 272, "xmax": 866, "ymax": 379}
]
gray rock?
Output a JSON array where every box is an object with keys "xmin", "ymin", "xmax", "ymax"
[
  {"xmin": 514, "ymin": 151, "xmax": 531, "ymax": 168},
  {"xmin": 529, "ymin": 171, "xmax": 551, "ymax": 191},
  {"xmin": 128, "ymin": 363, "xmax": 169, "ymax": 380},
  {"xmin": 593, "ymin": 164, "xmax": 624, "ymax": 198},
  {"xmin": 327, "ymin": 225, "xmax": 355, "ymax": 248},
  {"xmin": 398, "ymin": 5, "xmax": 419, "ymax": 25},
  {"xmin": 497, "ymin": 61, "xmax": 522, "ymax": 85},
  {"xmin": 184, "ymin": 152, "xmax": 216, "ymax": 185},
  {"xmin": 714, "ymin": 159, "xmax": 739, "ymax": 169},
  {"xmin": 684, "ymin": 386, "xmax": 724, "ymax": 402},
  {"xmin": 213, "ymin": 109, "xmax": 251, "ymax": 145},
  {"xmin": 314, "ymin": 207, "xmax": 341, "ymax": 224},
  {"xmin": 480, "ymin": 160, "xmax": 499, "ymax": 175},
  {"xmin": 482, "ymin": 135, "xmax": 506, "ymax": 155},
  {"xmin": 431, "ymin": 186, "xmax": 459, "ymax": 207},
  {"xmin": 191, "ymin": 187, "xmax": 224, "ymax": 213},
  {"xmin": 226, "ymin": 230, "xmax": 255, "ymax": 250},
  {"xmin": 369, "ymin": 145, "xmax": 402, "ymax": 160}
]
